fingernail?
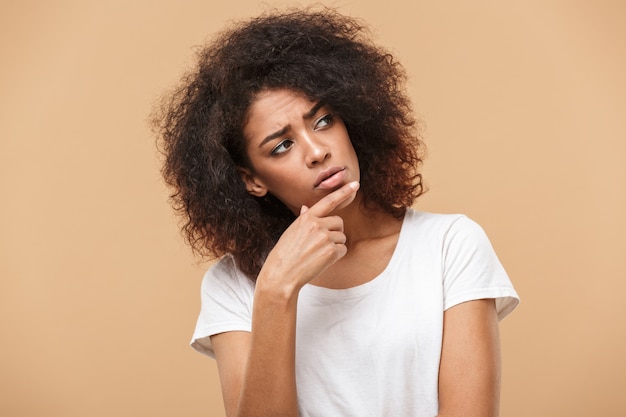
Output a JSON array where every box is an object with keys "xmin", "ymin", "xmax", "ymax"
[{"xmin": 349, "ymin": 181, "xmax": 360, "ymax": 190}]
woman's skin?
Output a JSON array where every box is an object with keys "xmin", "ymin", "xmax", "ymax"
[
  {"xmin": 212, "ymin": 89, "xmax": 502, "ymax": 417},
  {"xmin": 239, "ymin": 89, "xmax": 360, "ymax": 215}
]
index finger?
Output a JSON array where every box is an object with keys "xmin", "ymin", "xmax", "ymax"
[{"xmin": 306, "ymin": 181, "xmax": 360, "ymax": 217}]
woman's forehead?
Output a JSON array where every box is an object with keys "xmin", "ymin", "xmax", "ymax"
[{"xmin": 246, "ymin": 89, "xmax": 317, "ymax": 123}]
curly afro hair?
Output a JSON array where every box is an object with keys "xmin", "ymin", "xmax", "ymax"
[{"xmin": 153, "ymin": 7, "xmax": 425, "ymax": 279}]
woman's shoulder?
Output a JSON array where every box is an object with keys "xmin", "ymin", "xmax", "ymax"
[
  {"xmin": 403, "ymin": 208, "xmax": 470, "ymax": 232},
  {"xmin": 200, "ymin": 254, "xmax": 256, "ymax": 293},
  {"xmin": 402, "ymin": 209, "xmax": 494, "ymax": 249}
]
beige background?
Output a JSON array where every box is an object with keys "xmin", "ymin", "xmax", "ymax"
[{"xmin": 1, "ymin": 1, "xmax": 624, "ymax": 416}]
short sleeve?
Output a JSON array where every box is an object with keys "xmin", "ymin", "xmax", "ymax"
[
  {"xmin": 190, "ymin": 255, "xmax": 255, "ymax": 357},
  {"xmin": 442, "ymin": 216, "xmax": 519, "ymax": 320}
]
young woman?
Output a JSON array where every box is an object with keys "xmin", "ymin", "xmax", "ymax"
[{"xmin": 154, "ymin": 8, "xmax": 519, "ymax": 417}]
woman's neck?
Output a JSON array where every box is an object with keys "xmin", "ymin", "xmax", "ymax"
[
  {"xmin": 308, "ymin": 196, "xmax": 406, "ymax": 289},
  {"xmin": 337, "ymin": 194, "xmax": 405, "ymax": 246}
]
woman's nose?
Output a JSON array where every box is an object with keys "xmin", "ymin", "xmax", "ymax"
[{"xmin": 303, "ymin": 134, "xmax": 330, "ymax": 167}]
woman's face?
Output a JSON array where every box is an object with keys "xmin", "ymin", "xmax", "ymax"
[{"xmin": 240, "ymin": 88, "xmax": 360, "ymax": 214}]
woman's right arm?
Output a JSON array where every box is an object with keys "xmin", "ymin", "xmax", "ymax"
[
  {"xmin": 211, "ymin": 182, "xmax": 359, "ymax": 417},
  {"xmin": 212, "ymin": 278, "xmax": 300, "ymax": 417}
]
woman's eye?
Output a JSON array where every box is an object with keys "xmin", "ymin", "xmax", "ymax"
[
  {"xmin": 271, "ymin": 139, "xmax": 294, "ymax": 155},
  {"xmin": 315, "ymin": 114, "xmax": 334, "ymax": 130}
]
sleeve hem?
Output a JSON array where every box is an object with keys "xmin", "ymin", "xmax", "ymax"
[
  {"xmin": 444, "ymin": 287, "xmax": 520, "ymax": 321},
  {"xmin": 190, "ymin": 322, "xmax": 252, "ymax": 358}
]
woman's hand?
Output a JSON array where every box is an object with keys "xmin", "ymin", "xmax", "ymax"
[
  {"xmin": 213, "ymin": 181, "xmax": 360, "ymax": 417},
  {"xmin": 259, "ymin": 181, "xmax": 360, "ymax": 292}
]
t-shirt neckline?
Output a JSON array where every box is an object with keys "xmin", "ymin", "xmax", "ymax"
[{"xmin": 300, "ymin": 209, "xmax": 414, "ymax": 300}]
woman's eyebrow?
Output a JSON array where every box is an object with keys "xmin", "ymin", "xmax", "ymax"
[
  {"xmin": 259, "ymin": 101, "xmax": 327, "ymax": 147},
  {"xmin": 260, "ymin": 125, "xmax": 290, "ymax": 148},
  {"xmin": 303, "ymin": 101, "xmax": 325, "ymax": 120}
]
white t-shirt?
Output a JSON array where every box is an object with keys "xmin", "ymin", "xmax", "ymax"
[{"xmin": 191, "ymin": 210, "xmax": 519, "ymax": 417}]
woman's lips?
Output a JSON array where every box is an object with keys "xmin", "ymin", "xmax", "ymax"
[{"xmin": 314, "ymin": 167, "xmax": 346, "ymax": 190}]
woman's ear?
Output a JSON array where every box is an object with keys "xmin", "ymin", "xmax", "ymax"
[{"xmin": 237, "ymin": 167, "xmax": 268, "ymax": 197}]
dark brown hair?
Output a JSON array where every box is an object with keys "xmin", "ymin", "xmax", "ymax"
[{"xmin": 153, "ymin": 7, "xmax": 425, "ymax": 279}]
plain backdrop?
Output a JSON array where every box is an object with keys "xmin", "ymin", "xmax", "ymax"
[{"xmin": 1, "ymin": 1, "xmax": 625, "ymax": 416}]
